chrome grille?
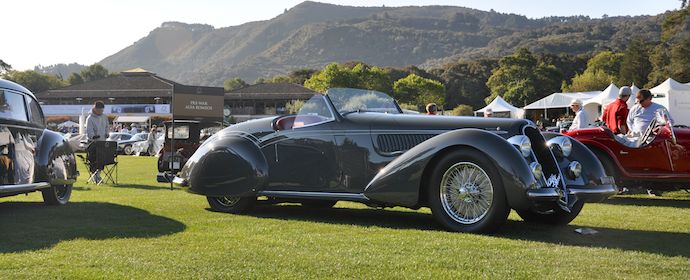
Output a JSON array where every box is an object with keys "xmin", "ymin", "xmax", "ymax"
[{"xmin": 523, "ymin": 127, "xmax": 561, "ymax": 185}]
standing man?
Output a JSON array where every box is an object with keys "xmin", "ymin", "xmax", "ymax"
[
  {"xmin": 130, "ymin": 124, "xmax": 139, "ymax": 134},
  {"xmin": 147, "ymin": 125, "xmax": 158, "ymax": 156},
  {"xmin": 86, "ymin": 101, "xmax": 109, "ymax": 141},
  {"xmin": 569, "ymin": 99, "xmax": 588, "ymax": 130},
  {"xmin": 484, "ymin": 108, "xmax": 493, "ymax": 117},
  {"xmin": 601, "ymin": 86, "xmax": 631, "ymax": 134},
  {"xmin": 425, "ymin": 103, "xmax": 437, "ymax": 115},
  {"xmin": 627, "ymin": 89, "xmax": 673, "ymax": 136}
]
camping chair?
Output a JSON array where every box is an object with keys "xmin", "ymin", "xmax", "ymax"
[{"xmin": 78, "ymin": 140, "xmax": 118, "ymax": 185}]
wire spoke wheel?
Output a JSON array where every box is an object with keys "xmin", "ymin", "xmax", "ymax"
[{"xmin": 439, "ymin": 162, "xmax": 494, "ymax": 225}]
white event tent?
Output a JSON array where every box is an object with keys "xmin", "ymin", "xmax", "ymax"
[
  {"xmin": 523, "ymin": 91, "xmax": 600, "ymax": 121},
  {"xmin": 583, "ymin": 83, "xmax": 619, "ymax": 123},
  {"xmin": 475, "ymin": 96, "xmax": 524, "ymax": 118},
  {"xmin": 650, "ymin": 78, "xmax": 690, "ymax": 126}
]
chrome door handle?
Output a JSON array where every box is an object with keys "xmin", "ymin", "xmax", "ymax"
[{"xmin": 619, "ymin": 151, "xmax": 628, "ymax": 155}]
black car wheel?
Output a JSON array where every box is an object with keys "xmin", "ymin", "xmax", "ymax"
[
  {"xmin": 207, "ymin": 196, "xmax": 255, "ymax": 213},
  {"xmin": 42, "ymin": 184, "xmax": 72, "ymax": 205},
  {"xmin": 517, "ymin": 200, "xmax": 584, "ymax": 225},
  {"xmin": 428, "ymin": 149, "xmax": 509, "ymax": 233},
  {"xmin": 123, "ymin": 145, "xmax": 133, "ymax": 155},
  {"xmin": 301, "ymin": 200, "xmax": 337, "ymax": 208}
]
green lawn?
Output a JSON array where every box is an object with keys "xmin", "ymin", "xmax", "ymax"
[{"xmin": 1, "ymin": 155, "xmax": 689, "ymax": 279}]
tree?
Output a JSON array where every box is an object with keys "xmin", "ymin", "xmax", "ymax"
[
  {"xmin": 79, "ymin": 64, "xmax": 109, "ymax": 82},
  {"xmin": 647, "ymin": 44, "xmax": 671, "ymax": 87},
  {"xmin": 435, "ymin": 59, "xmax": 498, "ymax": 109},
  {"xmin": 223, "ymin": 78, "xmax": 248, "ymax": 91},
  {"xmin": 287, "ymin": 69, "xmax": 317, "ymax": 85},
  {"xmin": 3, "ymin": 70, "xmax": 67, "ymax": 93},
  {"xmin": 618, "ymin": 38, "xmax": 652, "ymax": 86},
  {"xmin": 68, "ymin": 73, "xmax": 84, "ymax": 85},
  {"xmin": 268, "ymin": 75, "xmax": 292, "ymax": 84},
  {"xmin": 285, "ymin": 100, "xmax": 305, "ymax": 114},
  {"xmin": 393, "ymin": 74, "xmax": 445, "ymax": 107},
  {"xmin": 304, "ymin": 63, "xmax": 392, "ymax": 93},
  {"xmin": 562, "ymin": 51, "xmax": 622, "ymax": 91},
  {"xmin": 584, "ymin": 51, "xmax": 623, "ymax": 77},
  {"xmin": 563, "ymin": 70, "xmax": 615, "ymax": 92},
  {"xmin": 450, "ymin": 104, "xmax": 474, "ymax": 116},
  {"xmin": 485, "ymin": 48, "xmax": 562, "ymax": 106},
  {"xmin": 669, "ymin": 38, "xmax": 690, "ymax": 83},
  {"xmin": 0, "ymin": 59, "xmax": 11, "ymax": 74}
]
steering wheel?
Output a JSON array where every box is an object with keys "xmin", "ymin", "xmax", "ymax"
[{"xmin": 638, "ymin": 118, "xmax": 657, "ymax": 147}]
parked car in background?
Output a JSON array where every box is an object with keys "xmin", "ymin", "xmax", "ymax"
[
  {"xmin": 157, "ymin": 121, "xmax": 223, "ymax": 182},
  {"xmin": 567, "ymin": 109, "xmax": 690, "ymax": 194},
  {"xmin": 114, "ymin": 132, "xmax": 148, "ymax": 155},
  {"xmin": 132, "ymin": 132, "xmax": 164, "ymax": 156},
  {"xmin": 67, "ymin": 133, "xmax": 88, "ymax": 152},
  {"xmin": 174, "ymin": 88, "xmax": 617, "ymax": 233},
  {"xmin": 0, "ymin": 79, "xmax": 78, "ymax": 205}
]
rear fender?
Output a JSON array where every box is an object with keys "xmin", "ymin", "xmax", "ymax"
[
  {"xmin": 364, "ymin": 129, "xmax": 538, "ymax": 209},
  {"xmin": 35, "ymin": 129, "xmax": 78, "ymax": 185},
  {"xmin": 180, "ymin": 135, "xmax": 268, "ymax": 197}
]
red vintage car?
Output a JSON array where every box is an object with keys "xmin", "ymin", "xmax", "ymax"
[{"xmin": 566, "ymin": 110, "xmax": 690, "ymax": 192}]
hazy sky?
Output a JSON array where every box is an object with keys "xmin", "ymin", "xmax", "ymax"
[{"xmin": 2, "ymin": 0, "xmax": 682, "ymax": 70}]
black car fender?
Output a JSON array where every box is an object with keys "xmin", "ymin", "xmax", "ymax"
[
  {"xmin": 364, "ymin": 128, "xmax": 539, "ymax": 209},
  {"xmin": 34, "ymin": 129, "xmax": 78, "ymax": 185},
  {"xmin": 181, "ymin": 135, "xmax": 269, "ymax": 197},
  {"xmin": 541, "ymin": 132, "xmax": 608, "ymax": 187}
]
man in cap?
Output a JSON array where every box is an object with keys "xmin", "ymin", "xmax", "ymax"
[
  {"xmin": 569, "ymin": 99, "xmax": 588, "ymax": 131},
  {"xmin": 601, "ymin": 86, "xmax": 631, "ymax": 134},
  {"xmin": 425, "ymin": 103, "xmax": 437, "ymax": 115},
  {"xmin": 484, "ymin": 108, "xmax": 493, "ymax": 117}
]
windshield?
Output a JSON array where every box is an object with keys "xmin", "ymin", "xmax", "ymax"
[
  {"xmin": 132, "ymin": 133, "xmax": 148, "ymax": 141},
  {"xmin": 326, "ymin": 88, "xmax": 401, "ymax": 115}
]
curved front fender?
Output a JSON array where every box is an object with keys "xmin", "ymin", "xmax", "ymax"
[
  {"xmin": 35, "ymin": 129, "xmax": 78, "ymax": 185},
  {"xmin": 364, "ymin": 129, "xmax": 538, "ymax": 208},
  {"xmin": 180, "ymin": 135, "xmax": 269, "ymax": 197},
  {"xmin": 542, "ymin": 132, "xmax": 611, "ymax": 191}
]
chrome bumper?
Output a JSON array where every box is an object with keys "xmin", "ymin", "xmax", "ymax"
[
  {"xmin": 527, "ymin": 184, "xmax": 617, "ymax": 203},
  {"xmin": 172, "ymin": 177, "xmax": 188, "ymax": 187}
]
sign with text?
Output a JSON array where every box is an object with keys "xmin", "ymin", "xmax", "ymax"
[{"xmin": 172, "ymin": 85, "xmax": 224, "ymax": 122}]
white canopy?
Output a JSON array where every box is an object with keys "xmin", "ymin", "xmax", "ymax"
[
  {"xmin": 650, "ymin": 78, "xmax": 690, "ymax": 126},
  {"xmin": 523, "ymin": 91, "xmax": 600, "ymax": 110},
  {"xmin": 57, "ymin": 120, "xmax": 79, "ymax": 128},
  {"xmin": 475, "ymin": 96, "xmax": 524, "ymax": 118},
  {"xmin": 583, "ymin": 84, "xmax": 619, "ymax": 124},
  {"xmin": 628, "ymin": 84, "xmax": 640, "ymax": 108},
  {"xmin": 113, "ymin": 116, "xmax": 150, "ymax": 123}
]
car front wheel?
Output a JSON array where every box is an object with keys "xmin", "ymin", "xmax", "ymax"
[
  {"xmin": 42, "ymin": 184, "xmax": 72, "ymax": 205},
  {"xmin": 428, "ymin": 149, "xmax": 509, "ymax": 233},
  {"xmin": 124, "ymin": 145, "xmax": 133, "ymax": 155},
  {"xmin": 207, "ymin": 196, "xmax": 255, "ymax": 214}
]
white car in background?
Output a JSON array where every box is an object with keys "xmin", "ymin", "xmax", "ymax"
[{"xmin": 132, "ymin": 133, "xmax": 165, "ymax": 156}]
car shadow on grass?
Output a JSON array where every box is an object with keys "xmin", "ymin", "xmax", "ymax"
[
  {"xmin": 0, "ymin": 202, "xmax": 185, "ymax": 253},
  {"xmin": 601, "ymin": 196, "xmax": 690, "ymax": 209},
  {"xmin": 244, "ymin": 204, "xmax": 690, "ymax": 258}
]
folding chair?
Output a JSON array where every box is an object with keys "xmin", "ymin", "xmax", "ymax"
[{"xmin": 78, "ymin": 140, "xmax": 118, "ymax": 185}]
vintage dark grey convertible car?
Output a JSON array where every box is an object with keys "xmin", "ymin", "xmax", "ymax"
[
  {"xmin": 0, "ymin": 79, "xmax": 78, "ymax": 205},
  {"xmin": 174, "ymin": 88, "xmax": 617, "ymax": 232}
]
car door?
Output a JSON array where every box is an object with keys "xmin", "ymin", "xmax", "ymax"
[
  {"xmin": 0, "ymin": 90, "xmax": 43, "ymax": 184},
  {"xmin": 263, "ymin": 95, "xmax": 340, "ymax": 192},
  {"xmin": 616, "ymin": 135, "xmax": 673, "ymax": 175}
]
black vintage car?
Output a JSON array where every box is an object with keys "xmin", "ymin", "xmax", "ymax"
[
  {"xmin": 174, "ymin": 88, "xmax": 617, "ymax": 233},
  {"xmin": 157, "ymin": 120, "xmax": 222, "ymax": 183},
  {"xmin": 0, "ymin": 79, "xmax": 78, "ymax": 205}
]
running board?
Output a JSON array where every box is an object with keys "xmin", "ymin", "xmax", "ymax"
[
  {"xmin": 257, "ymin": 190, "xmax": 370, "ymax": 202},
  {"xmin": 0, "ymin": 182, "xmax": 51, "ymax": 194}
]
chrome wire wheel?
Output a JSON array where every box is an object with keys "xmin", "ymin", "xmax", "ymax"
[
  {"xmin": 439, "ymin": 162, "xmax": 494, "ymax": 225},
  {"xmin": 216, "ymin": 196, "xmax": 241, "ymax": 207}
]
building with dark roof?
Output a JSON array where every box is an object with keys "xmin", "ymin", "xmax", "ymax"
[{"xmin": 224, "ymin": 83, "xmax": 316, "ymax": 122}]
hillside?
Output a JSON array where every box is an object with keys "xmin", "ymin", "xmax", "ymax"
[{"xmin": 99, "ymin": 1, "xmax": 666, "ymax": 86}]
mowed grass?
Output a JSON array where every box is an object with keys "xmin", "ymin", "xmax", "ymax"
[{"xmin": 1, "ymin": 156, "xmax": 689, "ymax": 279}]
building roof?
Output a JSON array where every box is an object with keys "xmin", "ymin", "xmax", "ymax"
[{"xmin": 225, "ymin": 83, "xmax": 316, "ymax": 100}]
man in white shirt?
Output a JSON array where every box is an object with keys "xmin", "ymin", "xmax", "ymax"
[
  {"xmin": 130, "ymin": 124, "xmax": 139, "ymax": 134},
  {"xmin": 568, "ymin": 99, "xmax": 588, "ymax": 131},
  {"xmin": 627, "ymin": 89, "xmax": 673, "ymax": 136}
]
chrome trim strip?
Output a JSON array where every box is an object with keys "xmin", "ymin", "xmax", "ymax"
[
  {"xmin": 257, "ymin": 190, "xmax": 370, "ymax": 202},
  {"xmin": 0, "ymin": 182, "xmax": 51, "ymax": 193}
]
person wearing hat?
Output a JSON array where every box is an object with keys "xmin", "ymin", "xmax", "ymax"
[
  {"xmin": 86, "ymin": 101, "xmax": 109, "ymax": 141},
  {"xmin": 569, "ymin": 99, "xmax": 588, "ymax": 131},
  {"xmin": 484, "ymin": 108, "xmax": 493, "ymax": 117},
  {"xmin": 601, "ymin": 86, "xmax": 631, "ymax": 134}
]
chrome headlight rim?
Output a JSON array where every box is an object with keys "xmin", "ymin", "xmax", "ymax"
[
  {"xmin": 567, "ymin": 161, "xmax": 582, "ymax": 179},
  {"xmin": 508, "ymin": 135, "xmax": 532, "ymax": 158},
  {"xmin": 547, "ymin": 136, "xmax": 573, "ymax": 157}
]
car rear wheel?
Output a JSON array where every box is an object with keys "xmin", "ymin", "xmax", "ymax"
[
  {"xmin": 207, "ymin": 196, "xmax": 255, "ymax": 214},
  {"xmin": 124, "ymin": 145, "xmax": 133, "ymax": 155},
  {"xmin": 301, "ymin": 200, "xmax": 337, "ymax": 208},
  {"xmin": 516, "ymin": 200, "xmax": 584, "ymax": 225},
  {"xmin": 42, "ymin": 184, "xmax": 72, "ymax": 205},
  {"xmin": 428, "ymin": 149, "xmax": 509, "ymax": 233}
]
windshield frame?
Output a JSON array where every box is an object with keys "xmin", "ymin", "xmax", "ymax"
[{"xmin": 323, "ymin": 88, "xmax": 403, "ymax": 118}]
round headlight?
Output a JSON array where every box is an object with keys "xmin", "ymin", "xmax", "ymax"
[
  {"xmin": 568, "ymin": 161, "xmax": 582, "ymax": 178},
  {"xmin": 530, "ymin": 162, "xmax": 543, "ymax": 179},
  {"xmin": 547, "ymin": 136, "xmax": 573, "ymax": 157},
  {"xmin": 508, "ymin": 135, "xmax": 532, "ymax": 158}
]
